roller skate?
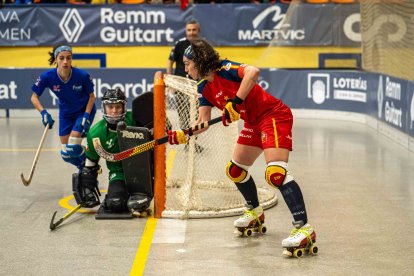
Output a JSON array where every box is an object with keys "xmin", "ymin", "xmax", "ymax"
[
  {"xmin": 234, "ymin": 205, "xmax": 266, "ymax": 237},
  {"xmin": 131, "ymin": 208, "xmax": 152, "ymax": 218},
  {"xmin": 128, "ymin": 193, "xmax": 152, "ymax": 218},
  {"xmin": 282, "ymin": 222, "xmax": 318, "ymax": 258}
]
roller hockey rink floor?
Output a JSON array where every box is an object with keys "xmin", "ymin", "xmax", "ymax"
[{"xmin": 1, "ymin": 115, "xmax": 414, "ymax": 276}]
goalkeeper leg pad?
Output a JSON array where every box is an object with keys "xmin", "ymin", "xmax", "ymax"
[{"xmin": 105, "ymin": 180, "xmax": 129, "ymax": 213}]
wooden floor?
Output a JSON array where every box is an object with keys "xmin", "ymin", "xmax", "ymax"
[{"xmin": 1, "ymin": 115, "xmax": 413, "ymax": 275}]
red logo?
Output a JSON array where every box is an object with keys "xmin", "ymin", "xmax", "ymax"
[{"xmin": 53, "ymin": 85, "xmax": 61, "ymax": 92}]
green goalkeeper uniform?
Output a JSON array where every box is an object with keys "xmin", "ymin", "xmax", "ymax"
[{"xmin": 85, "ymin": 111, "xmax": 135, "ymax": 183}]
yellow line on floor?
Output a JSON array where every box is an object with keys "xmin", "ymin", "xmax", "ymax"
[
  {"xmin": 129, "ymin": 149, "xmax": 177, "ymax": 275},
  {"xmin": 58, "ymin": 190, "xmax": 107, "ymax": 214},
  {"xmin": 130, "ymin": 217, "xmax": 158, "ymax": 276}
]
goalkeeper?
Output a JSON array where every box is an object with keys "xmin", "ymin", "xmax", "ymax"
[
  {"xmin": 75, "ymin": 88, "xmax": 151, "ymax": 214},
  {"xmin": 168, "ymin": 38, "xmax": 317, "ymax": 254}
]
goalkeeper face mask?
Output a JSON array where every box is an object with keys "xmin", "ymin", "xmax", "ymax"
[{"xmin": 101, "ymin": 88, "xmax": 127, "ymax": 125}]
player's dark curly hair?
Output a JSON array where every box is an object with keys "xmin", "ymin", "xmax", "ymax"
[
  {"xmin": 48, "ymin": 45, "xmax": 71, "ymax": 66},
  {"xmin": 191, "ymin": 38, "xmax": 221, "ymax": 78}
]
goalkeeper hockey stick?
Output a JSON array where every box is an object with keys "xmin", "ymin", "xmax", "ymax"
[
  {"xmin": 93, "ymin": 116, "xmax": 222, "ymax": 162},
  {"xmin": 21, "ymin": 124, "xmax": 49, "ymax": 186},
  {"xmin": 49, "ymin": 204, "xmax": 82, "ymax": 231}
]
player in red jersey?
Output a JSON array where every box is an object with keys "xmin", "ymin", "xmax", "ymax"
[{"xmin": 168, "ymin": 39, "xmax": 317, "ymax": 257}]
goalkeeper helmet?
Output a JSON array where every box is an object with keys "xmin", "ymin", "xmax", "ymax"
[{"xmin": 101, "ymin": 88, "xmax": 127, "ymax": 125}]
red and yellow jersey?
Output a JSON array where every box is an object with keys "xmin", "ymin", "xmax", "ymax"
[{"xmin": 197, "ymin": 60, "xmax": 291, "ymax": 126}]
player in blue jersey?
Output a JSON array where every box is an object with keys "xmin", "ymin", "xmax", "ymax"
[{"xmin": 31, "ymin": 45, "xmax": 96, "ymax": 169}]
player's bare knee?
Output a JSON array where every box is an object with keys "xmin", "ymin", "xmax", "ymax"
[
  {"xmin": 265, "ymin": 161, "xmax": 294, "ymax": 189},
  {"xmin": 226, "ymin": 160, "xmax": 250, "ymax": 183}
]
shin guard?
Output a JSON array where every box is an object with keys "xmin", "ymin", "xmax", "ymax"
[
  {"xmin": 279, "ymin": 180, "xmax": 308, "ymax": 224},
  {"xmin": 235, "ymin": 176, "xmax": 260, "ymax": 209}
]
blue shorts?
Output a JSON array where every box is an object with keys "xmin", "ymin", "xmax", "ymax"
[{"xmin": 59, "ymin": 106, "xmax": 96, "ymax": 136}]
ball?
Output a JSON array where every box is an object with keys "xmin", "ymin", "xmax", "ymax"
[{"xmin": 117, "ymin": 121, "xmax": 127, "ymax": 131}]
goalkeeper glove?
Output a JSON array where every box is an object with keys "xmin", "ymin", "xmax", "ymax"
[{"xmin": 222, "ymin": 96, "xmax": 243, "ymax": 126}]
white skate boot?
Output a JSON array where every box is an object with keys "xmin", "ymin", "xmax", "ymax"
[
  {"xmin": 282, "ymin": 222, "xmax": 318, "ymax": 258},
  {"xmin": 234, "ymin": 205, "xmax": 266, "ymax": 236}
]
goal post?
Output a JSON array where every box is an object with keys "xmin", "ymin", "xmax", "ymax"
[{"xmin": 153, "ymin": 71, "xmax": 278, "ymax": 219}]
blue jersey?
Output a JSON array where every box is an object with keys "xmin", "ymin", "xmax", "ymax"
[{"xmin": 32, "ymin": 67, "xmax": 95, "ymax": 119}]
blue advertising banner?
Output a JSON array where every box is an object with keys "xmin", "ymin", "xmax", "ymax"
[
  {"xmin": 409, "ymin": 84, "xmax": 414, "ymax": 138},
  {"xmin": 1, "ymin": 68, "xmax": 412, "ymax": 141},
  {"xmin": 195, "ymin": 4, "xmax": 360, "ymax": 46},
  {"xmin": 0, "ymin": 4, "xmax": 360, "ymax": 47},
  {"xmin": 258, "ymin": 70, "xmax": 369, "ymax": 113},
  {"xmin": 0, "ymin": 5, "xmax": 192, "ymax": 46},
  {"xmin": 376, "ymin": 75, "xmax": 408, "ymax": 134},
  {"xmin": 0, "ymin": 68, "xmax": 158, "ymax": 109}
]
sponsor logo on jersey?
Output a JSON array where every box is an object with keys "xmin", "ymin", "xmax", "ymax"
[
  {"xmin": 73, "ymin": 85, "xmax": 82, "ymax": 93},
  {"xmin": 106, "ymin": 138, "xmax": 115, "ymax": 149},
  {"xmin": 53, "ymin": 85, "xmax": 61, "ymax": 92}
]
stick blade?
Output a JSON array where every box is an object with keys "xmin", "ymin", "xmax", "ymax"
[
  {"xmin": 20, "ymin": 173, "xmax": 31, "ymax": 186},
  {"xmin": 49, "ymin": 211, "xmax": 58, "ymax": 231}
]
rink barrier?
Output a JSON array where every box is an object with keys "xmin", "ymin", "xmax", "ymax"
[{"xmin": 1, "ymin": 68, "xmax": 413, "ymax": 152}]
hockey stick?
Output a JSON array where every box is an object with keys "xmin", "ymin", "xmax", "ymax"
[
  {"xmin": 93, "ymin": 116, "xmax": 222, "ymax": 162},
  {"xmin": 49, "ymin": 204, "xmax": 82, "ymax": 231},
  {"xmin": 21, "ymin": 124, "xmax": 49, "ymax": 186}
]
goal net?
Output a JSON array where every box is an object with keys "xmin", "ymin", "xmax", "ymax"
[
  {"xmin": 156, "ymin": 73, "xmax": 278, "ymax": 219},
  {"xmin": 360, "ymin": 0, "xmax": 414, "ymax": 80}
]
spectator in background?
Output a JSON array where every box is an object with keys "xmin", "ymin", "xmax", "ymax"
[
  {"xmin": 167, "ymin": 19, "xmax": 201, "ymax": 79},
  {"xmin": 167, "ymin": 19, "xmax": 201, "ymax": 131}
]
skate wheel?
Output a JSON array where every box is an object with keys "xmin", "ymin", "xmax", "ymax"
[
  {"xmin": 259, "ymin": 225, "xmax": 267, "ymax": 234},
  {"xmin": 244, "ymin": 228, "xmax": 253, "ymax": 237},
  {"xmin": 282, "ymin": 249, "xmax": 293, "ymax": 257},
  {"xmin": 309, "ymin": 245, "xmax": 318, "ymax": 255},
  {"xmin": 132, "ymin": 211, "xmax": 141, "ymax": 217},
  {"xmin": 140, "ymin": 211, "xmax": 148, "ymax": 218},
  {"xmin": 293, "ymin": 248, "xmax": 304, "ymax": 258},
  {"xmin": 146, "ymin": 209, "xmax": 152, "ymax": 216}
]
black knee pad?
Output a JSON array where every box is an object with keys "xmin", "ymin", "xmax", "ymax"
[
  {"xmin": 105, "ymin": 196, "xmax": 128, "ymax": 212},
  {"xmin": 105, "ymin": 180, "xmax": 129, "ymax": 212}
]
